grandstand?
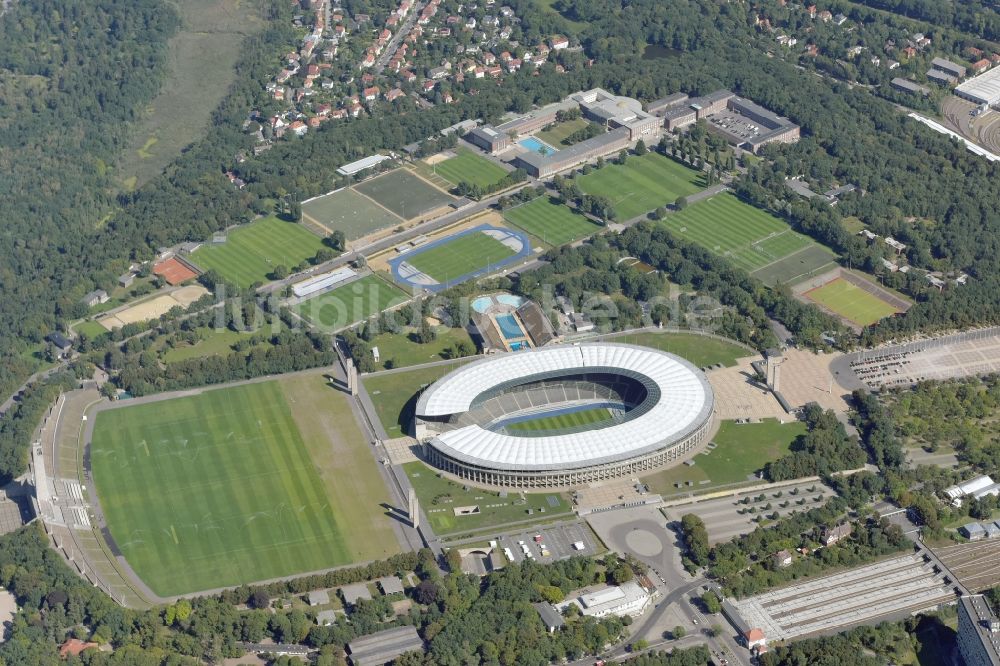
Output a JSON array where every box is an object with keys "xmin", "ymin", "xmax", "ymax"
[
  {"xmin": 291, "ymin": 267, "xmax": 357, "ymax": 299},
  {"xmin": 414, "ymin": 343, "xmax": 715, "ymax": 487}
]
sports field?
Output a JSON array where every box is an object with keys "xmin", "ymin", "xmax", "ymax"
[
  {"xmin": 659, "ymin": 194, "xmax": 832, "ymax": 277},
  {"xmin": 751, "ymin": 244, "xmax": 838, "ymax": 287},
  {"xmin": 90, "ymin": 377, "xmax": 398, "ymax": 596},
  {"xmin": 577, "ymin": 152, "xmax": 704, "ymax": 220},
  {"xmin": 405, "ymin": 231, "xmax": 517, "ymax": 282},
  {"xmin": 403, "ymin": 461, "xmax": 572, "ymax": 534},
  {"xmin": 302, "ymin": 188, "xmax": 400, "ymax": 240},
  {"xmin": 354, "ymin": 169, "xmax": 454, "ymax": 219},
  {"xmin": 296, "ymin": 274, "xmax": 407, "ymax": 333},
  {"xmin": 805, "ymin": 277, "xmax": 901, "ymax": 326},
  {"xmin": 643, "ymin": 418, "xmax": 807, "ymax": 495},
  {"xmin": 189, "ymin": 216, "xmax": 325, "ymax": 288},
  {"xmin": 504, "ymin": 196, "xmax": 602, "ymax": 245},
  {"xmin": 507, "ymin": 407, "xmax": 613, "ymax": 432},
  {"xmin": 432, "ymin": 148, "xmax": 509, "ymax": 189}
]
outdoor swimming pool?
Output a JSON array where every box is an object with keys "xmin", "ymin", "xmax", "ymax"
[
  {"xmin": 496, "ymin": 294, "xmax": 526, "ymax": 308},
  {"xmin": 496, "ymin": 313, "xmax": 527, "ymax": 340},
  {"xmin": 519, "ymin": 137, "xmax": 557, "ymax": 156},
  {"xmin": 471, "ymin": 296, "xmax": 493, "ymax": 314}
]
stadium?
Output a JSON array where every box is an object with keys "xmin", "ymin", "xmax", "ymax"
[{"xmin": 414, "ymin": 343, "xmax": 716, "ymax": 488}]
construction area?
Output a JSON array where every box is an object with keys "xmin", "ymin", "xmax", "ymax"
[
  {"xmin": 837, "ymin": 326, "xmax": 1000, "ymax": 390},
  {"xmin": 731, "ymin": 553, "xmax": 957, "ymax": 641}
]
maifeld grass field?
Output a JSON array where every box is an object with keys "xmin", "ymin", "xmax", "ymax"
[
  {"xmin": 644, "ymin": 418, "xmax": 807, "ymax": 495},
  {"xmin": 432, "ymin": 148, "xmax": 509, "ymax": 189},
  {"xmin": 302, "ymin": 188, "xmax": 400, "ymax": 240},
  {"xmin": 504, "ymin": 196, "xmax": 602, "ymax": 246},
  {"xmin": 190, "ymin": 216, "xmax": 325, "ymax": 288},
  {"xmin": 296, "ymin": 274, "xmax": 407, "ymax": 333},
  {"xmin": 805, "ymin": 277, "xmax": 901, "ymax": 326},
  {"xmin": 577, "ymin": 152, "xmax": 704, "ymax": 220},
  {"xmin": 354, "ymin": 168, "xmax": 454, "ymax": 219},
  {"xmin": 90, "ymin": 376, "xmax": 398, "ymax": 596},
  {"xmin": 507, "ymin": 407, "xmax": 613, "ymax": 432},
  {"xmin": 405, "ymin": 231, "xmax": 517, "ymax": 282},
  {"xmin": 659, "ymin": 194, "xmax": 823, "ymax": 274}
]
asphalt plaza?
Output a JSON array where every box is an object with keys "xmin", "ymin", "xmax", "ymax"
[{"xmin": 495, "ymin": 522, "xmax": 600, "ymax": 565}]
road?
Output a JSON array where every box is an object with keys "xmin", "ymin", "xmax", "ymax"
[
  {"xmin": 0, "ymin": 363, "xmax": 67, "ymax": 419},
  {"xmin": 373, "ymin": 0, "xmax": 425, "ymax": 74}
]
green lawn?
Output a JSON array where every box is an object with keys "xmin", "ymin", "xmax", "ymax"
[
  {"xmin": 506, "ymin": 407, "xmax": 613, "ymax": 432},
  {"xmin": 750, "ymin": 243, "xmax": 838, "ymax": 288},
  {"xmin": 296, "ymin": 274, "xmax": 408, "ymax": 333},
  {"xmin": 90, "ymin": 378, "xmax": 397, "ymax": 596},
  {"xmin": 643, "ymin": 418, "xmax": 807, "ymax": 495},
  {"xmin": 805, "ymin": 277, "xmax": 902, "ymax": 327},
  {"xmin": 403, "ymin": 461, "xmax": 572, "ymax": 535},
  {"xmin": 190, "ymin": 216, "xmax": 325, "ymax": 288},
  {"xmin": 607, "ymin": 331, "xmax": 749, "ymax": 368},
  {"xmin": 302, "ymin": 188, "xmax": 401, "ymax": 240},
  {"xmin": 504, "ymin": 196, "xmax": 603, "ymax": 246},
  {"xmin": 535, "ymin": 118, "xmax": 591, "ymax": 146},
  {"xmin": 660, "ymin": 194, "xmax": 819, "ymax": 273},
  {"xmin": 405, "ymin": 231, "xmax": 517, "ymax": 283},
  {"xmin": 160, "ymin": 328, "xmax": 264, "ymax": 363},
  {"xmin": 73, "ymin": 320, "xmax": 110, "ymax": 340},
  {"xmin": 432, "ymin": 148, "xmax": 509, "ymax": 189},
  {"xmin": 354, "ymin": 169, "xmax": 454, "ymax": 219},
  {"xmin": 369, "ymin": 326, "xmax": 477, "ymax": 370},
  {"xmin": 363, "ymin": 364, "xmax": 474, "ymax": 437},
  {"xmin": 577, "ymin": 152, "xmax": 704, "ymax": 220}
]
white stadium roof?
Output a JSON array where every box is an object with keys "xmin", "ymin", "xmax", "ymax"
[{"xmin": 416, "ymin": 344, "xmax": 714, "ymax": 471}]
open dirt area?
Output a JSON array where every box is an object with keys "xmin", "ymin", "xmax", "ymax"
[{"xmin": 97, "ymin": 285, "xmax": 209, "ymax": 330}]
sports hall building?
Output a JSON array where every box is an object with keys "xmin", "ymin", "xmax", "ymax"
[{"xmin": 413, "ymin": 343, "xmax": 715, "ymax": 487}]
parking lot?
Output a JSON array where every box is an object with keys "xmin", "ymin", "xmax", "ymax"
[
  {"xmin": 662, "ymin": 480, "xmax": 835, "ymax": 544},
  {"xmin": 496, "ymin": 522, "xmax": 600, "ymax": 565}
]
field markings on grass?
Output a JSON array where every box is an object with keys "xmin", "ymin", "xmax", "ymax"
[
  {"xmin": 503, "ymin": 196, "xmax": 602, "ymax": 246},
  {"xmin": 804, "ymin": 277, "xmax": 901, "ymax": 327},
  {"xmin": 506, "ymin": 407, "xmax": 613, "ymax": 432},
  {"xmin": 354, "ymin": 168, "xmax": 455, "ymax": 219},
  {"xmin": 190, "ymin": 216, "xmax": 325, "ymax": 289},
  {"xmin": 660, "ymin": 194, "xmax": 835, "ymax": 276},
  {"xmin": 91, "ymin": 379, "xmax": 394, "ymax": 596},
  {"xmin": 577, "ymin": 152, "xmax": 704, "ymax": 220},
  {"xmin": 404, "ymin": 231, "xmax": 518, "ymax": 283},
  {"xmin": 301, "ymin": 187, "xmax": 401, "ymax": 240},
  {"xmin": 295, "ymin": 273, "xmax": 408, "ymax": 333}
]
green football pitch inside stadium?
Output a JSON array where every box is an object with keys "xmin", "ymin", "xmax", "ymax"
[
  {"xmin": 405, "ymin": 231, "xmax": 517, "ymax": 283},
  {"xmin": 659, "ymin": 194, "xmax": 828, "ymax": 274},
  {"xmin": 805, "ymin": 277, "xmax": 901, "ymax": 326},
  {"xmin": 431, "ymin": 148, "xmax": 509, "ymax": 189},
  {"xmin": 90, "ymin": 377, "xmax": 398, "ymax": 596},
  {"xmin": 504, "ymin": 196, "xmax": 602, "ymax": 246},
  {"xmin": 506, "ymin": 407, "xmax": 613, "ymax": 432},
  {"xmin": 190, "ymin": 216, "xmax": 325, "ymax": 289},
  {"xmin": 576, "ymin": 152, "xmax": 704, "ymax": 220}
]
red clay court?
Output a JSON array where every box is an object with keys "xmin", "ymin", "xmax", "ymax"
[{"xmin": 153, "ymin": 257, "xmax": 199, "ymax": 285}]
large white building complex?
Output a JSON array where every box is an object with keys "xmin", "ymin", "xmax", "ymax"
[
  {"xmin": 413, "ymin": 343, "xmax": 715, "ymax": 488},
  {"xmin": 956, "ymin": 67, "xmax": 1000, "ymax": 108}
]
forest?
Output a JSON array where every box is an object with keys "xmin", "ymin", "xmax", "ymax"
[{"xmin": 0, "ymin": 524, "xmax": 638, "ymax": 665}]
